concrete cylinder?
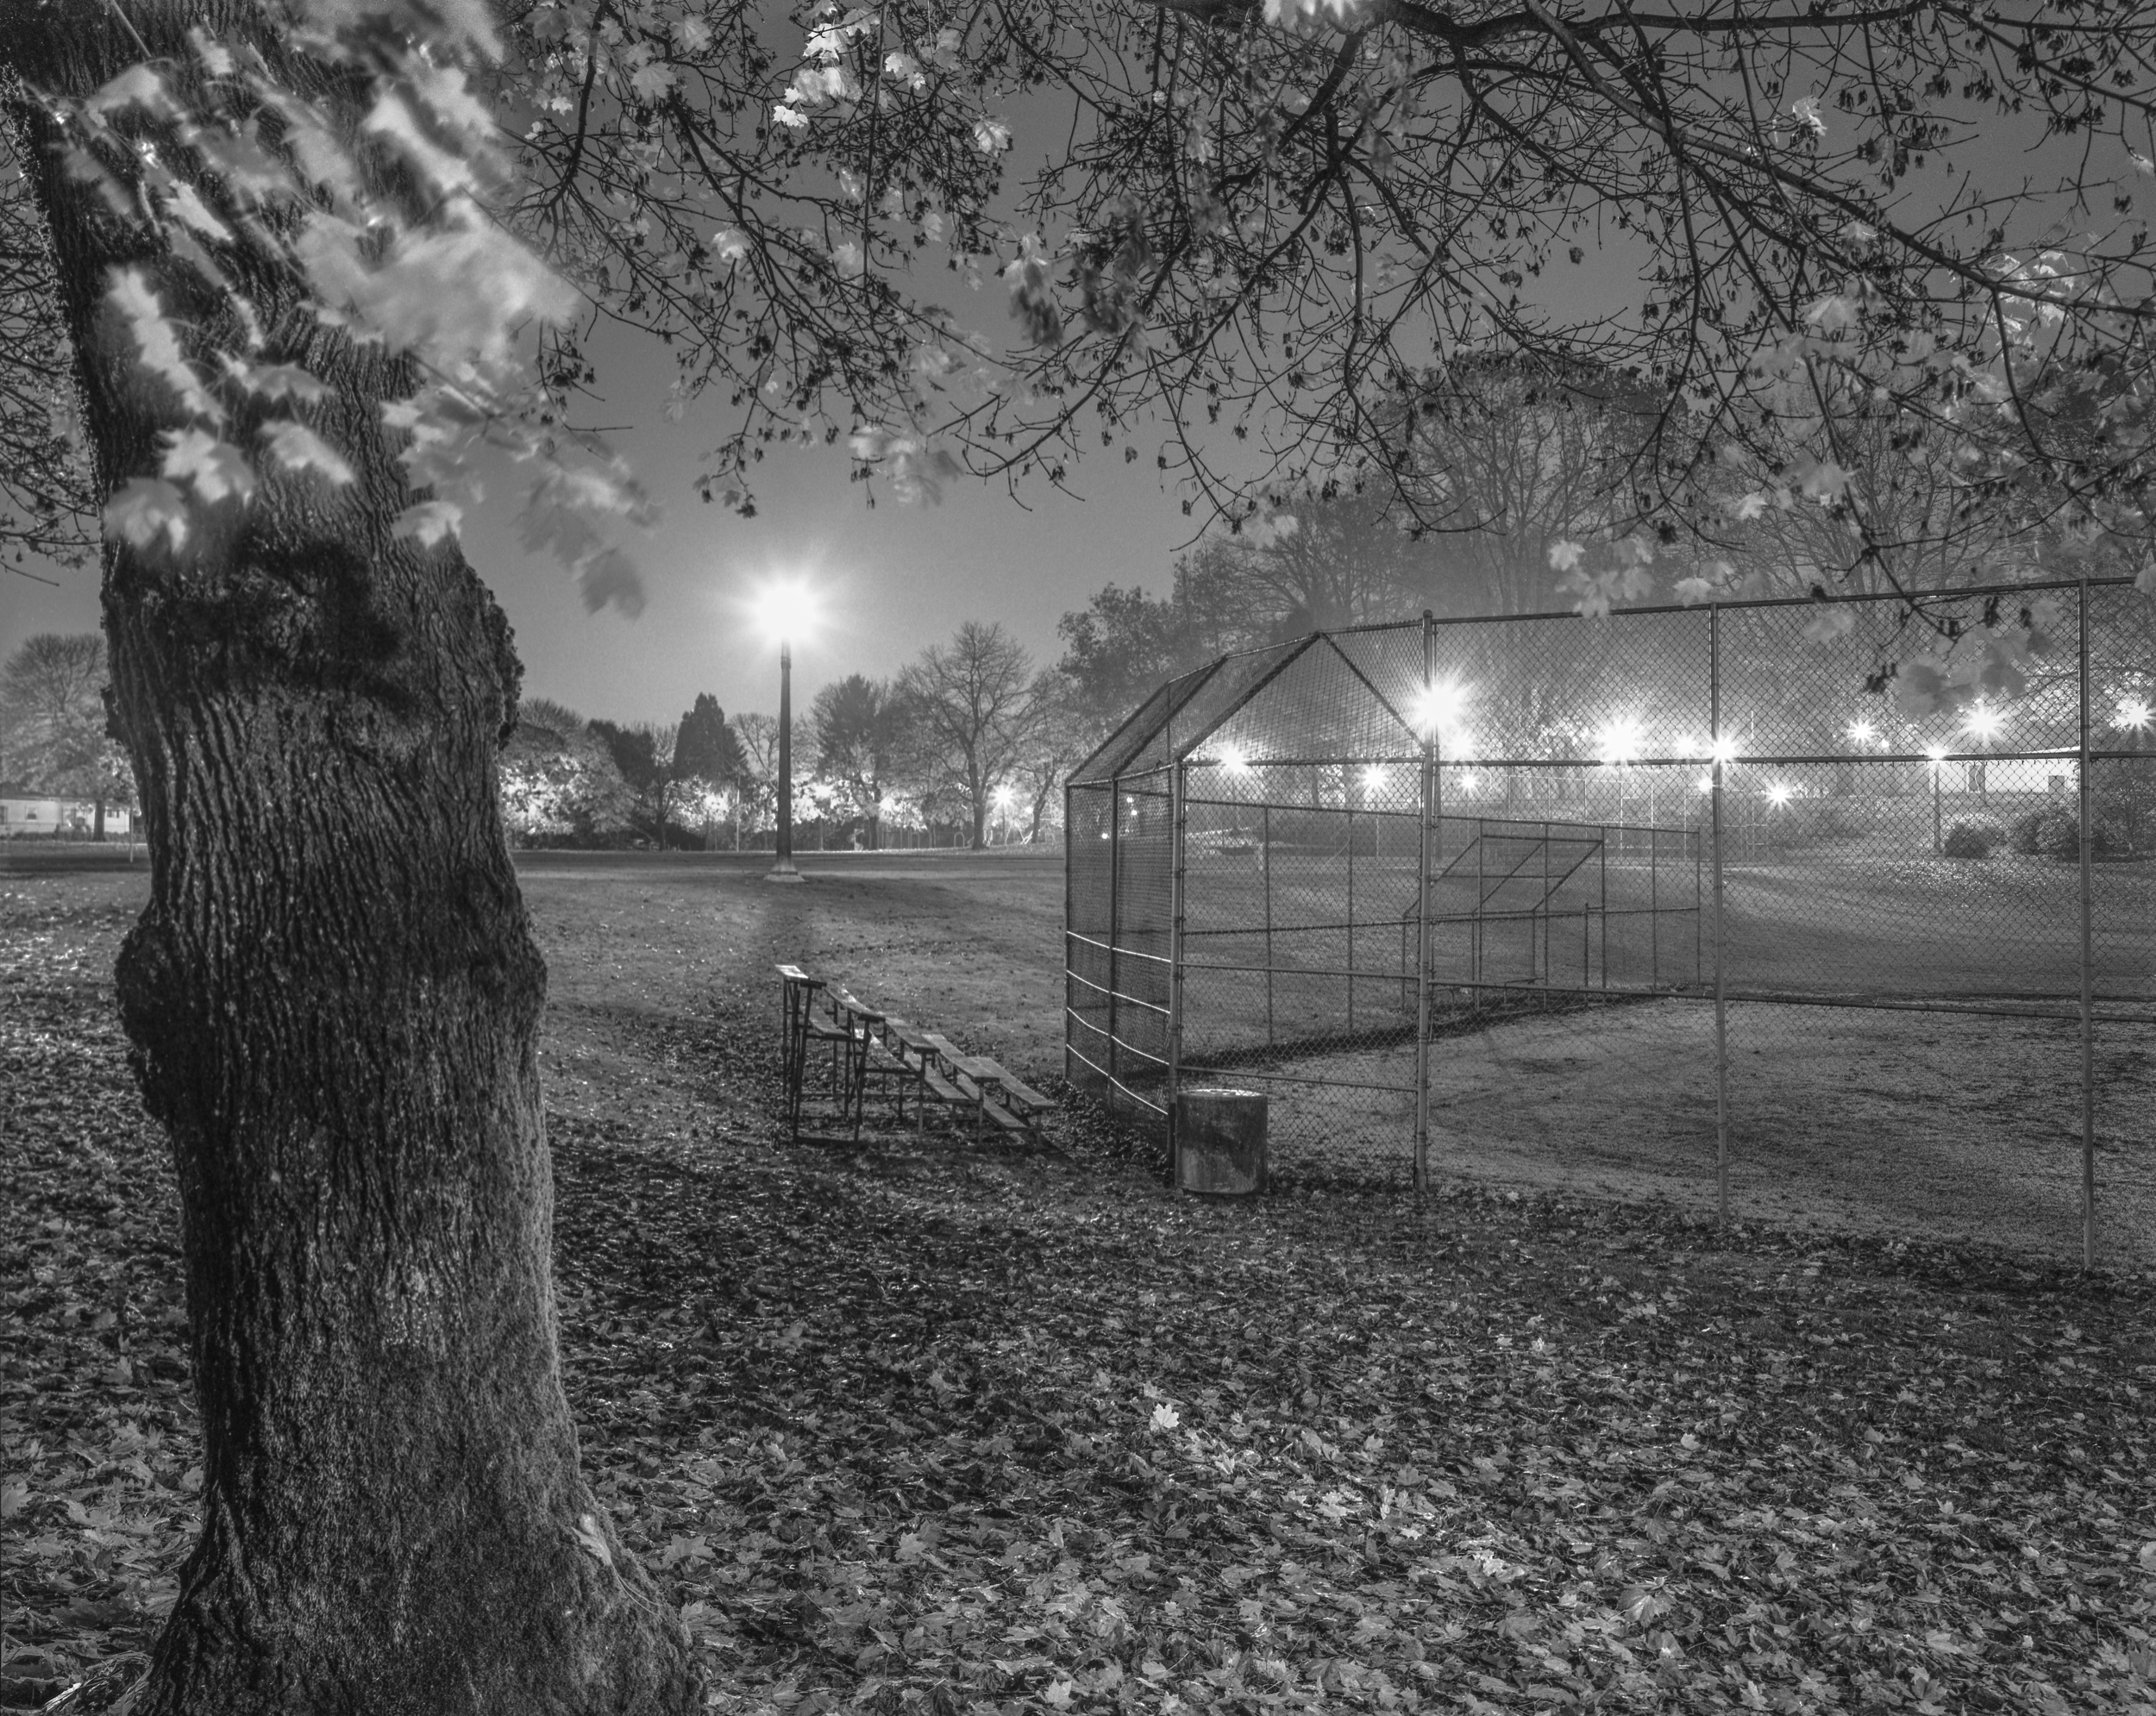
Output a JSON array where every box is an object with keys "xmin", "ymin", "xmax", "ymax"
[{"xmin": 1175, "ymin": 1088, "xmax": 1268, "ymax": 1195}]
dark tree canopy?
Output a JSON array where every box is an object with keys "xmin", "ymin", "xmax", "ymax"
[
  {"xmin": 503, "ymin": 0, "xmax": 2156, "ymax": 609},
  {"xmin": 674, "ymin": 691, "xmax": 745, "ymax": 786}
]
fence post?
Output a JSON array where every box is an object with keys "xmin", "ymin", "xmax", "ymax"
[
  {"xmin": 1063, "ymin": 782, "xmax": 1074, "ymax": 1091},
  {"xmin": 1414, "ymin": 611, "xmax": 1436, "ymax": 1196},
  {"xmin": 1106, "ymin": 776, "xmax": 1122, "ymax": 1100},
  {"xmin": 1693, "ymin": 828, "xmax": 1703, "ymax": 986},
  {"xmin": 1474, "ymin": 814, "xmax": 1484, "ymax": 987},
  {"xmin": 1263, "ymin": 802, "xmax": 1275, "ymax": 1045},
  {"xmin": 1710, "ymin": 604, "xmax": 1730, "ymax": 1225},
  {"xmin": 1541, "ymin": 821, "xmax": 1551, "ymax": 1004},
  {"xmin": 1169, "ymin": 760, "xmax": 1188, "ymax": 1186},
  {"xmin": 2078, "ymin": 579, "xmax": 2097, "ymax": 1268},
  {"xmin": 1346, "ymin": 785, "xmax": 1356, "ymax": 1032}
]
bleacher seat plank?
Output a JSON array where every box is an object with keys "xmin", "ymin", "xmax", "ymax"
[{"xmin": 967, "ymin": 1055, "xmax": 1057, "ymax": 1114}]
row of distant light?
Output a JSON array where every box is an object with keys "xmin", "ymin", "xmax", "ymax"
[
  {"xmin": 1206, "ymin": 755, "xmax": 1802, "ymax": 807},
  {"xmin": 1201, "ymin": 692, "xmax": 2151, "ymax": 812},
  {"xmin": 1210, "ymin": 692, "xmax": 2153, "ymax": 775}
]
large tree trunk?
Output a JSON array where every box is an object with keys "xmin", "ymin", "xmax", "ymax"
[{"xmin": 13, "ymin": 13, "xmax": 697, "ymax": 1715}]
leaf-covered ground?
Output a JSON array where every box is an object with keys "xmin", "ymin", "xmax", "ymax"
[{"xmin": 6, "ymin": 867, "xmax": 2156, "ymax": 1715}]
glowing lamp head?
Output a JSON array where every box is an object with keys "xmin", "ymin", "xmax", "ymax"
[
  {"xmin": 2118, "ymin": 697, "xmax": 2153, "ymax": 731},
  {"xmin": 1458, "ymin": 772, "xmax": 1480, "ymax": 796},
  {"xmin": 748, "ymin": 575, "xmax": 820, "ymax": 648},
  {"xmin": 1846, "ymin": 719, "xmax": 1877, "ymax": 747},
  {"xmin": 993, "ymin": 785, "xmax": 1015, "ymax": 810},
  {"xmin": 1961, "ymin": 705, "xmax": 2003, "ymax": 743},
  {"xmin": 1766, "ymin": 782, "xmax": 1794, "ymax": 809},
  {"xmin": 1925, "ymin": 744, "xmax": 1949, "ymax": 767},
  {"xmin": 1362, "ymin": 765, "xmax": 1387, "ymax": 792},
  {"xmin": 1219, "ymin": 744, "xmax": 1251, "ymax": 773}
]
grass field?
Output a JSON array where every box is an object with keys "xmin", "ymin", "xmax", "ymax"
[
  {"xmin": 1090, "ymin": 836, "xmax": 2156, "ymax": 1265},
  {"xmin": 6, "ymin": 853, "xmax": 2156, "ymax": 1715}
]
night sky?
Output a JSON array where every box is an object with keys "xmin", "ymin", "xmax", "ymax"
[{"xmin": 2, "ymin": 371, "xmax": 1197, "ymax": 729}]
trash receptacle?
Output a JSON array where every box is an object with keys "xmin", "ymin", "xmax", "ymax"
[{"xmin": 1175, "ymin": 1087, "xmax": 1267, "ymax": 1195}]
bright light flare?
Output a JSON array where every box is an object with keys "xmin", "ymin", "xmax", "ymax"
[
  {"xmin": 1411, "ymin": 680, "xmax": 1471, "ymax": 738},
  {"xmin": 1925, "ymin": 744, "xmax": 1949, "ymax": 766},
  {"xmin": 1846, "ymin": 719, "xmax": 1877, "ymax": 747},
  {"xmin": 1766, "ymin": 782, "xmax": 1794, "ymax": 809},
  {"xmin": 1219, "ymin": 744, "xmax": 1251, "ymax": 773},
  {"xmin": 1458, "ymin": 772, "xmax": 1480, "ymax": 796},
  {"xmin": 747, "ymin": 574, "xmax": 821, "ymax": 647},
  {"xmin": 1961, "ymin": 705, "xmax": 2004, "ymax": 743},
  {"xmin": 1363, "ymin": 764, "xmax": 1388, "ymax": 792},
  {"xmin": 2119, "ymin": 697, "xmax": 2153, "ymax": 731},
  {"xmin": 993, "ymin": 785, "xmax": 1015, "ymax": 809},
  {"xmin": 1596, "ymin": 715, "xmax": 1645, "ymax": 766}
]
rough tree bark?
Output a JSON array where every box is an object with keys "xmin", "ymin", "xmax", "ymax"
[{"xmin": 9, "ymin": 10, "xmax": 699, "ymax": 1714}]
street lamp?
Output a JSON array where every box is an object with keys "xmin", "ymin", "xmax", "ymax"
[
  {"xmin": 749, "ymin": 576, "xmax": 819, "ymax": 884},
  {"xmin": 993, "ymin": 783, "xmax": 1016, "ymax": 845},
  {"xmin": 1961, "ymin": 704, "xmax": 2002, "ymax": 803}
]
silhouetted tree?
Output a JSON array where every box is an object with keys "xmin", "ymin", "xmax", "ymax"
[
  {"xmin": 674, "ymin": 693, "xmax": 743, "ymax": 791},
  {"xmin": 902, "ymin": 623, "xmax": 1036, "ymax": 849},
  {"xmin": 811, "ymin": 674, "xmax": 913, "ymax": 849}
]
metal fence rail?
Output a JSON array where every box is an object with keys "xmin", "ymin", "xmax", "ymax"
[{"xmin": 1066, "ymin": 580, "xmax": 2156, "ymax": 1264}]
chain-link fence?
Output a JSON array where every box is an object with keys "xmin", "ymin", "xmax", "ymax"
[{"xmin": 1066, "ymin": 579, "xmax": 2156, "ymax": 1264}]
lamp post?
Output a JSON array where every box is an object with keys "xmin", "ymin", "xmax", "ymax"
[
  {"xmin": 1963, "ymin": 705, "xmax": 2002, "ymax": 805},
  {"xmin": 771, "ymin": 637, "xmax": 800, "ymax": 881},
  {"xmin": 751, "ymin": 577, "xmax": 818, "ymax": 885},
  {"xmin": 1927, "ymin": 746, "xmax": 1946, "ymax": 855}
]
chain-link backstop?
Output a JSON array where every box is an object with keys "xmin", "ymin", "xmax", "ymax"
[{"xmin": 1065, "ymin": 579, "xmax": 2156, "ymax": 1264}]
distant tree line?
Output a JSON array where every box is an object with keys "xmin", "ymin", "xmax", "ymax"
[
  {"xmin": 32, "ymin": 354, "xmax": 2133, "ymax": 855},
  {"xmin": 503, "ymin": 620, "xmax": 1080, "ymax": 851}
]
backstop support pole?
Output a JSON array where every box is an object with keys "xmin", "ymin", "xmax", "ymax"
[
  {"xmin": 1711, "ymin": 604, "xmax": 1730, "ymax": 1226},
  {"xmin": 1169, "ymin": 760, "xmax": 1188, "ymax": 1186},
  {"xmin": 1414, "ymin": 611, "xmax": 1436, "ymax": 1196},
  {"xmin": 2078, "ymin": 580, "xmax": 2096, "ymax": 1269}
]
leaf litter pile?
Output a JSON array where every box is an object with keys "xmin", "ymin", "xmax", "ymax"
[{"xmin": 7, "ymin": 874, "xmax": 2156, "ymax": 1715}]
